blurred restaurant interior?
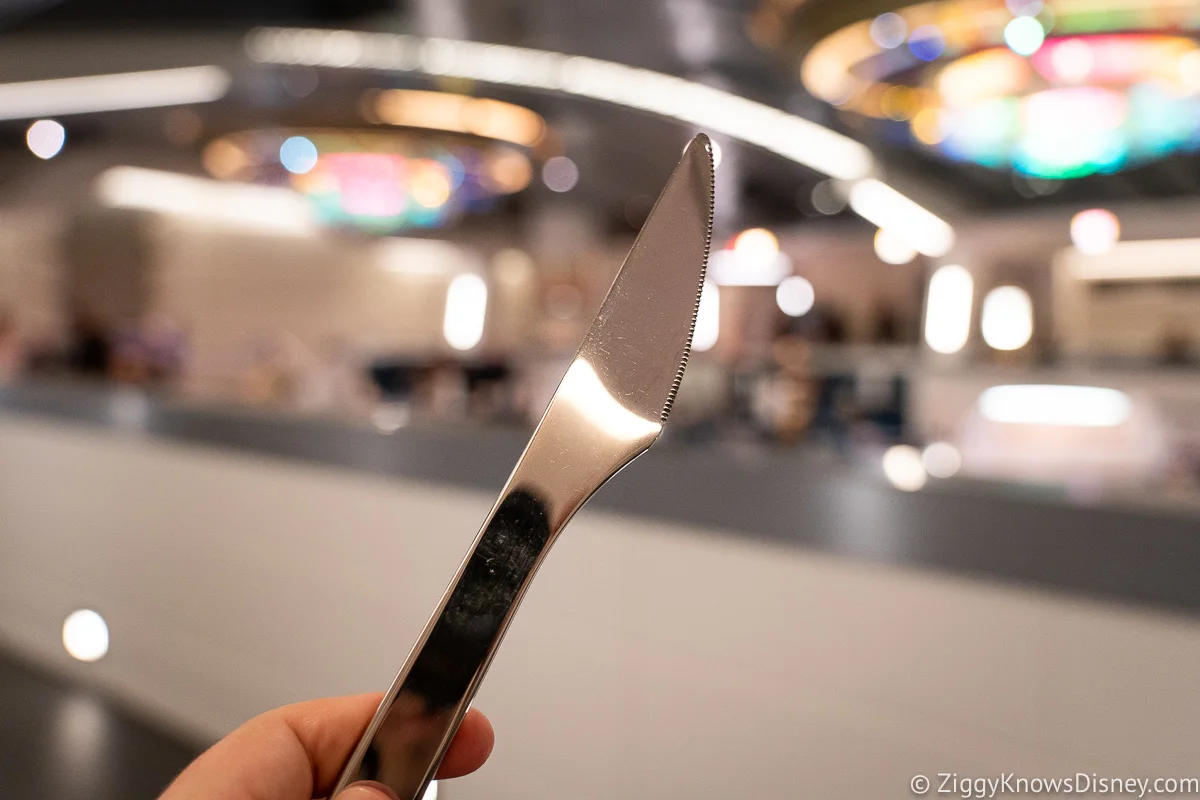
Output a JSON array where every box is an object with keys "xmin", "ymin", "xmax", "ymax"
[{"xmin": 3, "ymin": 0, "xmax": 1200, "ymax": 797}]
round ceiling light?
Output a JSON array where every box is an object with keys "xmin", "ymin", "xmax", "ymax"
[
  {"xmin": 203, "ymin": 129, "xmax": 534, "ymax": 233},
  {"xmin": 776, "ymin": 275, "xmax": 816, "ymax": 317},
  {"xmin": 799, "ymin": 0, "xmax": 1200, "ymax": 180},
  {"xmin": 1071, "ymin": 208, "xmax": 1121, "ymax": 254},
  {"xmin": 874, "ymin": 228, "xmax": 918, "ymax": 264},
  {"xmin": 27, "ymin": 119, "xmax": 66, "ymax": 159}
]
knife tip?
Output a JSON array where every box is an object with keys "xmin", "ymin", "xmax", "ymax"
[{"xmin": 684, "ymin": 133, "xmax": 714, "ymax": 167}]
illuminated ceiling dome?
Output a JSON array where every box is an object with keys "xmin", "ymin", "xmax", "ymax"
[
  {"xmin": 788, "ymin": 0, "xmax": 1200, "ymax": 179},
  {"xmin": 202, "ymin": 92, "xmax": 542, "ymax": 233}
]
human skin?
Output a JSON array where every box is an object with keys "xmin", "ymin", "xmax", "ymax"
[{"xmin": 158, "ymin": 693, "xmax": 494, "ymax": 800}]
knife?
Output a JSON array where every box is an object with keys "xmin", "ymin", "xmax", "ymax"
[{"xmin": 330, "ymin": 133, "xmax": 716, "ymax": 800}]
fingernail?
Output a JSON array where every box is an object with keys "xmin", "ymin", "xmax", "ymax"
[{"xmin": 335, "ymin": 785, "xmax": 394, "ymax": 800}]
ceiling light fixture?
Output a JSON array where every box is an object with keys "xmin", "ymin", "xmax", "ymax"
[
  {"xmin": 95, "ymin": 166, "xmax": 316, "ymax": 236},
  {"xmin": 246, "ymin": 28, "xmax": 956, "ymax": 241},
  {"xmin": 0, "ymin": 66, "xmax": 230, "ymax": 121},
  {"xmin": 850, "ymin": 180, "xmax": 955, "ymax": 257},
  {"xmin": 245, "ymin": 27, "xmax": 873, "ymax": 181}
]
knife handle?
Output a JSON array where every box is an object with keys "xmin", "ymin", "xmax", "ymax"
[
  {"xmin": 331, "ymin": 356, "xmax": 664, "ymax": 799},
  {"xmin": 330, "ymin": 487, "xmax": 552, "ymax": 800}
]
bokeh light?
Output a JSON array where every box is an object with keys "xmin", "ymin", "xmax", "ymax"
[
  {"xmin": 1049, "ymin": 38, "xmax": 1094, "ymax": 83},
  {"xmin": 881, "ymin": 86, "xmax": 919, "ymax": 121},
  {"xmin": 410, "ymin": 162, "xmax": 452, "ymax": 209},
  {"xmin": 1071, "ymin": 209, "xmax": 1121, "ymax": 255},
  {"xmin": 485, "ymin": 149, "xmax": 534, "ymax": 194},
  {"xmin": 883, "ymin": 445, "xmax": 928, "ymax": 492},
  {"xmin": 205, "ymin": 130, "xmax": 535, "ymax": 233},
  {"xmin": 493, "ymin": 248, "xmax": 535, "ymax": 287},
  {"xmin": 373, "ymin": 90, "xmax": 545, "ymax": 147},
  {"xmin": 803, "ymin": 8, "xmax": 1200, "ymax": 181},
  {"xmin": 810, "ymin": 180, "xmax": 846, "ymax": 215},
  {"xmin": 850, "ymin": 179, "xmax": 954, "ymax": 257},
  {"xmin": 870, "ymin": 13, "xmax": 908, "ymax": 50},
  {"xmin": 874, "ymin": 228, "xmax": 918, "ymax": 265},
  {"xmin": 776, "ymin": 276, "xmax": 815, "ymax": 317},
  {"xmin": 908, "ymin": 26, "xmax": 946, "ymax": 62},
  {"xmin": 1006, "ymin": 0, "xmax": 1044, "ymax": 16},
  {"xmin": 911, "ymin": 108, "xmax": 946, "ymax": 145},
  {"xmin": 1180, "ymin": 50, "xmax": 1200, "ymax": 94},
  {"xmin": 371, "ymin": 403, "xmax": 411, "ymax": 433},
  {"xmin": 443, "ymin": 273, "xmax": 488, "ymax": 351},
  {"xmin": 26, "ymin": 119, "xmax": 66, "ymax": 160},
  {"xmin": 280, "ymin": 135, "xmax": 318, "ymax": 174},
  {"xmin": 925, "ymin": 265, "xmax": 974, "ymax": 355},
  {"xmin": 922, "ymin": 442, "xmax": 963, "ymax": 479},
  {"xmin": 692, "ymin": 280, "xmax": 720, "ymax": 352},
  {"xmin": 979, "ymin": 385, "xmax": 1132, "ymax": 428},
  {"xmin": 202, "ymin": 139, "xmax": 248, "ymax": 179},
  {"xmin": 1004, "ymin": 17, "xmax": 1046, "ymax": 57},
  {"xmin": 542, "ymin": 156, "xmax": 579, "ymax": 192},
  {"xmin": 981, "ymin": 286, "xmax": 1034, "ymax": 351},
  {"xmin": 733, "ymin": 228, "xmax": 779, "ymax": 263},
  {"xmin": 63, "ymin": 609, "xmax": 109, "ymax": 662}
]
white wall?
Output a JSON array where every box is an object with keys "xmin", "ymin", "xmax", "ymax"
[
  {"xmin": 781, "ymin": 228, "xmax": 924, "ymax": 341},
  {"xmin": 0, "ymin": 151, "xmax": 542, "ymax": 399},
  {"xmin": 0, "ymin": 208, "xmax": 66, "ymax": 339},
  {"xmin": 2, "ymin": 415, "xmax": 1200, "ymax": 799},
  {"xmin": 149, "ymin": 221, "xmax": 456, "ymax": 397}
]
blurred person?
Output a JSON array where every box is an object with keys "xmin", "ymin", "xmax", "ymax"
[
  {"xmin": 764, "ymin": 334, "xmax": 817, "ymax": 445},
  {"xmin": 808, "ymin": 373, "xmax": 857, "ymax": 453},
  {"xmin": 66, "ymin": 312, "xmax": 113, "ymax": 378},
  {"xmin": 240, "ymin": 333, "xmax": 297, "ymax": 407},
  {"xmin": 111, "ymin": 313, "xmax": 188, "ymax": 386},
  {"xmin": 369, "ymin": 358, "xmax": 420, "ymax": 404},
  {"xmin": 0, "ymin": 309, "xmax": 24, "ymax": 383},
  {"xmin": 663, "ymin": 355, "xmax": 732, "ymax": 441},
  {"xmin": 464, "ymin": 360, "xmax": 513, "ymax": 421},
  {"xmin": 140, "ymin": 312, "xmax": 191, "ymax": 385},
  {"xmin": 782, "ymin": 303, "xmax": 849, "ymax": 345},
  {"xmin": 870, "ymin": 304, "xmax": 902, "ymax": 344},
  {"xmin": 812, "ymin": 305, "xmax": 848, "ymax": 344},
  {"xmin": 21, "ymin": 322, "xmax": 64, "ymax": 375},
  {"xmin": 423, "ymin": 360, "xmax": 468, "ymax": 420},
  {"xmin": 1159, "ymin": 326, "xmax": 1192, "ymax": 366},
  {"xmin": 851, "ymin": 355, "xmax": 906, "ymax": 441},
  {"xmin": 157, "ymin": 694, "xmax": 493, "ymax": 800},
  {"xmin": 296, "ymin": 336, "xmax": 378, "ymax": 416},
  {"xmin": 111, "ymin": 325, "xmax": 151, "ymax": 384}
]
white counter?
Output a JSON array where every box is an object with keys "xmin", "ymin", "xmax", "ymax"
[{"xmin": 2, "ymin": 414, "xmax": 1199, "ymax": 799}]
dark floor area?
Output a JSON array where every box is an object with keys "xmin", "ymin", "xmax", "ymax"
[{"xmin": 0, "ymin": 651, "xmax": 205, "ymax": 800}]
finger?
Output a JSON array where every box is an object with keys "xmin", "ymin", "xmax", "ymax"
[
  {"xmin": 436, "ymin": 707, "xmax": 494, "ymax": 779},
  {"xmin": 336, "ymin": 708, "xmax": 495, "ymax": 800},
  {"xmin": 159, "ymin": 694, "xmax": 493, "ymax": 800}
]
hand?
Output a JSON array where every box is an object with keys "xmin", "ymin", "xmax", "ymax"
[{"xmin": 159, "ymin": 693, "xmax": 494, "ymax": 800}]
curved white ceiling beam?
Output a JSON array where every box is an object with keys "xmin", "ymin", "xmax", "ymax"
[
  {"xmin": 244, "ymin": 27, "xmax": 952, "ymax": 247},
  {"xmin": 245, "ymin": 27, "xmax": 872, "ymax": 181},
  {"xmin": 0, "ymin": 66, "xmax": 230, "ymax": 121}
]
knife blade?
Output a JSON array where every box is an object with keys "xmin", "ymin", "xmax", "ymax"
[{"xmin": 331, "ymin": 133, "xmax": 716, "ymax": 800}]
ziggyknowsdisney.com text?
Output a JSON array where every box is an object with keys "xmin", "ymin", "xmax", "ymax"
[{"xmin": 910, "ymin": 772, "xmax": 1200, "ymax": 798}]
